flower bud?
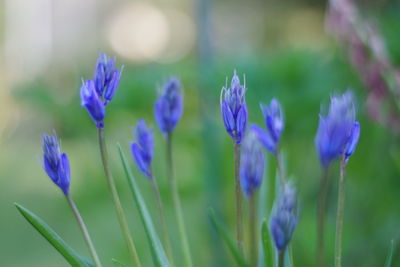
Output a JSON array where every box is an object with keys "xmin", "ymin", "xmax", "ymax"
[
  {"xmin": 315, "ymin": 91, "xmax": 358, "ymax": 167},
  {"xmin": 220, "ymin": 70, "xmax": 248, "ymax": 144},
  {"xmin": 131, "ymin": 120, "xmax": 154, "ymax": 178},
  {"xmin": 42, "ymin": 133, "xmax": 71, "ymax": 195},
  {"xmin": 154, "ymin": 77, "xmax": 183, "ymax": 134},
  {"xmin": 270, "ymin": 183, "xmax": 298, "ymax": 252},
  {"xmin": 80, "ymin": 80, "xmax": 105, "ymax": 129},
  {"xmin": 240, "ymin": 131, "xmax": 265, "ymax": 197}
]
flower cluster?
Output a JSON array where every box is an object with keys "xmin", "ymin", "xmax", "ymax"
[
  {"xmin": 315, "ymin": 91, "xmax": 360, "ymax": 167},
  {"xmin": 25, "ymin": 54, "xmax": 365, "ymax": 267},
  {"xmin": 42, "ymin": 133, "xmax": 71, "ymax": 195},
  {"xmin": 220, "ymin": 71, "xmax": 248, "ymax": 144},
  {"xmin": 81, "ymin": 53, "xmax": 122, "ymax": 128}
]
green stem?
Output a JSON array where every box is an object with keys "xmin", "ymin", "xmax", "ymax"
[
  {"xmin": 249, "ymin": 194, "xmax": 257, "ymax": 267},
  {"xmin": 234, "ymin": 143, "xmax": 244, "ymax": 254},
  {"xmin": 289, "ymin": 245, "xmax": 294, "ymax": 267},
  {"xmin": 276, "ymin": 150, "xmax": 286, "ymax": 185},
  {"xmin": 278, "ymin": 248, "xmax": 286, "ymax": 267},
  {"xmin": 150, "ymin": 173, "xmax": 174, "ymax": 265},
  {"xmin": 334, "ymin": 156, "xmax": 347, "ymax": 267},
  {"xmin": 166, "ymin": 133, "xmax": 193, "ymax": 267},
  {"xmin": 66, "ymin": 195, "xmax": 102, "ymax": 267},
  {"xmin": 98, "ymin": 128, "xmax": 141, "ymax": 267},
  {"xmin": 317, "ymin": 168, "xmax": 330, "ymax": 267}
]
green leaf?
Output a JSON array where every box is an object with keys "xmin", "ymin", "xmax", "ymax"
[
  {"xmin": 15, "ymin": 203, "xmax": 93, "ymax": 267},
  {"xmin": 261, "ymin": 220, "xmax": 274, "ymax": 267},
  {"xmin": 385, "ymin": 239, "xmax": 396, "ymax": 267},
  {"xmin": 208, "ymin": 208, "xmax": 249, "ymax": 267},
  {"xmin": 117, "ymin": 144, "xmax": 170, "ymax": 267},
  {"xmin": 112, "ymin": 258, "xmax": 126, "ymax": 267}
]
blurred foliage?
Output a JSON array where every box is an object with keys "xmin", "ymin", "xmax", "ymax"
[{"xmin": 2, "ymin": 2, "xmax": 400, "ymax": 267}]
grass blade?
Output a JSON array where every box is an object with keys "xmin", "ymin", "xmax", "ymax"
[
  {"xmin": 385, "ymin": 239, "xmax": 395, "ymax": 267},
  {"xmin": 208, "ymin": 208, "xmax": 249, "ymax": 267},
  {"xmin": 261, "ymin": 220, "xmax": 274, "ymax": 267},
  {"xmin": 117, "ymin": 144, "xmax": 169, "ymax": 267},
  {"xmin": 112, "ymin": 258, "xmax": 126, "ymax": 267},
  {"xmin": 15, "ymin": 203, "xmax": 93, "ymax": 267}
]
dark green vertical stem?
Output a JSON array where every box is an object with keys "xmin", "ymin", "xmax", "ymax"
[
  {"xmin": 335, "ymin": 157, "xmax": 347, "ymax": 267},
  {"xmin": 278, "ymin": 248, "xmax": 286, "ymax": 267},
  {"xmin": 249, "ymin": 194, "xmax": 258, "ymax": 267},
  {"xmin": 150, "ymin": 174, "xmax": 174, "ymax": 265},
  {"xmin": 275, "ymin": 150, "xmax": 286, "ymax": 185},
  {"xmin": 317, "ymin": 168, "xmax": 330, "ymax": 267},
  {"xmin": 97, "ymin": 129, "xmax": 141, "ymax": 267},
  {"xmin": 289, "ymin": 245, "xmax": 294, "ymax": 267},
  {"xmin": 234, "ymin": 143, "xmax": 244, "ymax": 254},
  {"xmin": 66, "ymin": 195, "xmax": 102, "ymax": 267},
  {"xmin": 166, "ymin": 133, "xmax": 193, "ymax": 267}
]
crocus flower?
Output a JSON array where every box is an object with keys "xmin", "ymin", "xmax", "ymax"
[
  {"xmin": 154, "ymin": 77, "xmax": 183, "ymax": 134},
  {"xmin": 42, "ymin": 133, "xmax": 71, "ymax": 195},
  {"xmin": 220, "ymin": 70, "xmax": 248, "ymax": 144},
  {"xmin": 251, "ymin": 99, "xmax": 284, "ymax": 154},
  {"xmin": 240, "ymin": 131, "xmax": 265, "ymax": 197},
  {"xmin": 81, "ymin": 53, "xmax": 122, "ymax": 128},
  {"xmin": 270, "ymin": 183, "xmax": 298, "ymax": 252},
  {"xmin": 131, "ymin": 120, "xmax": 154, "ymax": 178},
  {"xmin": 315, "ymin": 91, "xmax": 359, "ymax": 167}
]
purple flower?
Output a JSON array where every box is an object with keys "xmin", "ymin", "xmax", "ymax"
[
  {"xmin": 252, "ymin": 99, "xmax": 284, "ymax": 154},
  {"xmin": 80, "ymin": 80, "xmax": 105, "ymax": 129},
  {"xmin": 220, "ymin": 70, "xmax": 248, "ymax": 144},
  {"xmin": 345, "ymin": 121, "xmax": 360, "ymax": 162},
  {"xmin": 270, "ymin": 183, "xmax": 298, "ymax": 252},
  {"xmin": 154, "ymin": 77, "xmax": 183, "ymax": 134},
  {"xmin": 240, "ymin": 131, "xmax": 265, "ymax": 197},
  {"xmin": 315, "ymin": 91, "xmax": 358, "ymax": 168},
  {"xmin": 261, "ymin": 99, "xmax": 284, "ymax": 143},
  {"xmin": 131, "ymin": 120, "xmax": 154, "ymax": 178},
  {"xmin": 94, "ymin": 53, "xmax": 122, "ymax": 104},
  {"xmin": 42, "ymin": 133, "xmax": 71, "ymax": 195},
  {"xmin": 80, "ymin": 53, "xmax": 122, "ymax": 128}
]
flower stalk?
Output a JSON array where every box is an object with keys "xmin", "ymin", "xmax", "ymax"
[
  {"xmin": 166, "ymin": 133, "xmax": 193, "ymax": 267},
  {"xmin": 234, "ymin": 143, "xmax": 245, "ymax": 254},
  {"xmin": 276, "ymin": 150, "xmax": 286, "ymax": 185},
  {"xmin": 66, "ymin": 194, "xmax": 102, "ymax": 267},
  {"xmin": 317, "ymin": 168, "xmax": 330, "ymax": 267},
  {"xmin": 335, "ymin": 156, "xmax": 347, "ymax": 267},
  {"xmin": 150, "ymin": 172, "xmax": 174, "ymax": 264},
  {"xmin": 249, "ymin": 193, "xmax": 257, "ymax": 267},
  {"xmin": 98, "ymin": 128, "xmax": 141, "ymax": 267},
  {"xmin": 278, "ymin": 247, "xmax": 286, "ymax": 267}
]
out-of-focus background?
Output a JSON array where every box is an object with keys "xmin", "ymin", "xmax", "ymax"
[{"xmin": 1, "ymin": 0, "xmax": 400, "ymax": 266}]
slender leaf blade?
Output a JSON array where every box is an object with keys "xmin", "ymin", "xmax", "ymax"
[
  {"xmin": 117, "ymin": 144, "xmax": 169, "ymax": 267},
  {"xmin": 208, "ymin": 208, "xmax": 249, "ymax": 267},
  {"xmin": 261, "ymin": 220, "xmax": 274, "ymax": 267},
  {"xmin": 15, "ymin": 203, "xmax": 93, "ymax": 267},
  {"xmin": 385, "ymin": 239, "xmax": 395, "ymax": 267},
  {"xmin": 112, "ymin": 258, "xmax": 126, "ymax": 267}
]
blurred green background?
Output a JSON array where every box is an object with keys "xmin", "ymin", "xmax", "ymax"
[{"xmin": 1, "ymin": 0, "xmax": 400, "ymax": 266}]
